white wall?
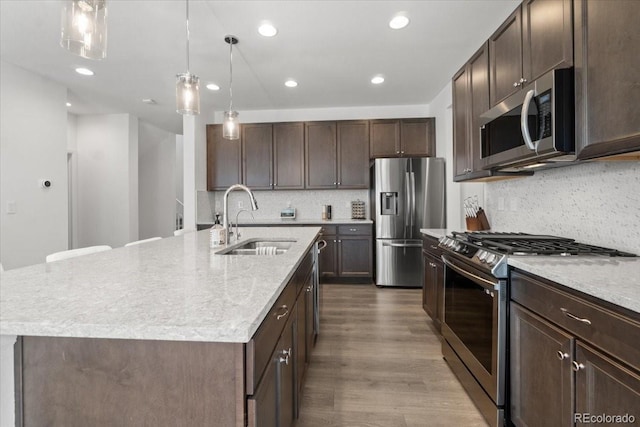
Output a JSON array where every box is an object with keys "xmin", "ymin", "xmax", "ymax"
[
  {"xmin": 75, "ymin": 114, "xmax": 139, "ymax": 247},
  {"xmin": 138, "ymin": 121, "xmax": 177, "ymax": 238},
  {"xmin": 428, "ymin": 82, "xmax": 484, "ymax": 231},
  {"xmin": 485, "ymin": 161, "xmax": 640, "ymax": 254},
  {"xmin": 0, "ymin": 61, "xmax": 68, "ymax": 269}
]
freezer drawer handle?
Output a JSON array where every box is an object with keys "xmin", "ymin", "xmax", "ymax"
[{"xmin": 382, "ymin": 242, "xmax": 423, "ymax": 248}]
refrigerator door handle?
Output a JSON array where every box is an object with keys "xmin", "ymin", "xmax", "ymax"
[
  {"xmin": 404, "ymin": 172, "xmax": 411, "ymax": 239},
  {"xmin": 410, "ymin": 171, "xmax": 416, "ymax": 235},
  {"xmin": 382, "ymin": 242, "xmax": 424, "ymax": 248}
]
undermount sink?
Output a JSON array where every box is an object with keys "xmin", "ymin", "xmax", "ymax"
[{"xmin": 216, "ymin": 238, "xmax": 296, "ymax": 255}]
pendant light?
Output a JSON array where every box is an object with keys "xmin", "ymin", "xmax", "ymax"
[
  {"xmin": 176, "ymin": 0, "xmax": 200, "ymax": 115},
  {"xmin": 60, "ymin": 0, "xmax": 108, "ymax": 60},
  {"xmin": 223, "ymin": 35, "xmax": 240, "ymax": 140}
]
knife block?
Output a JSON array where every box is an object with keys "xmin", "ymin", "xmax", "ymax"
[{"xmin": 466, "ymin": 209, "xmax": 491, "ymax": 231}]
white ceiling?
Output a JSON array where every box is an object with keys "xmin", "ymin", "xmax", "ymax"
[{"xmin": 0, "ymin": 0, "xmax": 519, "ymax": 134}]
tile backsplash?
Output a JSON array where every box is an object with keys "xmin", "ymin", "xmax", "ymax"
[
  {"xmin": 197, "ymin": 189, "xmax": 369, "ymax": 223},
  {"xmin": 484, "ymin": 161, "xmax": 640, "ymax": 254}
]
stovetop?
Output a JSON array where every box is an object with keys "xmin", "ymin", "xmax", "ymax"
[{"xmin": 439, "ymin": 232, "xmax": 636, "ymax": 279}]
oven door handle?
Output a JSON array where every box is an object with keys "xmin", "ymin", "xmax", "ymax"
[{"xmin": 441, "ymin": 255, "xmax": 501, "ymax": 291}]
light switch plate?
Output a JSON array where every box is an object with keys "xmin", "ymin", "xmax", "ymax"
[{"xmin": 7, "ymin": 201, "xmax": 16, "ymax": 214}]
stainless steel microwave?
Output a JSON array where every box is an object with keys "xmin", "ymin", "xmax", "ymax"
[{"xmin": 479, "ymin": 68, "xmax": 575, "ymax": 171}]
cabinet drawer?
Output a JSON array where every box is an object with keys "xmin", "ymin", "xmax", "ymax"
[
  {"xmin": 246, "ymin": 279, "xmax": 297, "ymax": 395},
  {"xmin": 421, "ymin": 234, "xmax": 442, "ymax": 258},
  {"xmin": 337, "ymin": 225, "xmax": 371, "ymax": 236},
  {"xmin": 319, "ymin": 225, "xmax": 337, "ymax": 236},
  {"xmin": 511, "ymin": 270, "xmax": 640, "ymax": 371}
]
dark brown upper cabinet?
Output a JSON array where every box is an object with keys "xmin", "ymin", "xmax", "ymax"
[
  {"xmin": 207, "ymin": 124, "xmax": 242, "ymax": 191},
  {"xmin": 305, "ymin": 121, "xmax": 337, "ymax": 189},
  {"xmin": 574, "ymin": 0, "xmax": 640, "ymax": 161},
  {"xmin": 337, "ymin": 121, "xmax": 370, "ymax": 188},
  {"xmin": 273, "ymin": 122, "xmax": 305, "ymax": 189},
  {"xmin": 242, "ymin": 123, "xmax": 273, "ymax": 190},
  {"xmin": 370, "ymin": 119, "xmax": 435, "ymax": 158},
  {"xmin": 305, "ymin": 121, "xmax": 370, "ymax": 190},
  {"xmin": 490, "ymin": 0, "xmax": 572, "ymax": 106}
]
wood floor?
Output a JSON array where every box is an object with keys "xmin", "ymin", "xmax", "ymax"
[{"xmin": 295, "ymin": 284, "xmax": 488, "ymax": 427}]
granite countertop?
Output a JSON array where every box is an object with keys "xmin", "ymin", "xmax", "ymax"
[
  {"xmin": 0, "ymin": 227, "xmax": 320, "ymax": 343},
  {"xmin": 198, "ymin": 218, "xmax": 372, "ymax": 225},
  {"xmin": 420, "ymin": 228, "xmax": 453, "ymax": 239},
  {"xmin": 508, "ymin": 256, "xmax": 640, "ymax": 314}
]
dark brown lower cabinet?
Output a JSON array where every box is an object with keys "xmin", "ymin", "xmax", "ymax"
[
  {"xmin": 510, "ymin": 302, "xmax": 574, "ymax": 427},
  {"xmin": 509, "ymin": 270, "xmax": 640, "ymax": 427},
  {"xmin": 574, "ymin": 343, "xmax": 640, "ymax": 425},
  {"xmin": 319, "ymin": 225, "xmax": 373, "ymax": 283},
  {"xmin": 422, "ymin": 252, "xmax": 443, "ymax": 331}
]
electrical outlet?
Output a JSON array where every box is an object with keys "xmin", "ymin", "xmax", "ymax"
[
  {"xmin": 510, "ymin": 197, "xmax": 519, "ymax": 212},
  {"xmin": 498, "ymin": 197, "xmax": 505, "ymax": 211},
  {"xmin": 238, "ymin": 201, "xmax": 244, "ymax": 209},
  {"xmin": 6, "ymin": 201, "xmax": 16, "ymax": 214}
]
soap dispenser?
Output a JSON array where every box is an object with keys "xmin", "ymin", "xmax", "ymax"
[{"xmin": 210, "ymin": 213, "xmax": 225, "ymax": 247}]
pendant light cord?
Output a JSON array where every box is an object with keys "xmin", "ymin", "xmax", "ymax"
[
  {"xmin": 185, "ymin": 0, "xmax": 190, "ymax": 73},
  {"xmin": 228, "ymin": 39, "xmax": 233, "ymax": 111}
]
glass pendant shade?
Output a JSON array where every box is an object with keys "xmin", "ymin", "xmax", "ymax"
[
  {"xmin": 176, "ymin": 73, "xmax": 200, "ymax": 115},
  {"xmin": 223, "ymin": 111, "xmax": 240, "ymax": 140},
  {"xmin": 60, "ymin": 0, "xmax": 107, "ymax": 60}
]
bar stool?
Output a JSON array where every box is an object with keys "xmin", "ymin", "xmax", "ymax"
[
  {"xmin": 46, "ymin": 246, "xmax": 112, "ymax": 263},
  {"xmin": 124, "ymin": 237, "xmax": 162, "ymax": 247}
]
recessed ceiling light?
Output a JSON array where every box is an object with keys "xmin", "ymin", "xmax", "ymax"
[
  {"xmin": 66, "ymin": 102, "xmax": 72, "ymax": 107},
  {"xmin": 75, "ymin": 67, "xmax": 94, "ymax": 76},
  {"xmin": 389, "ymin": 15, "xmax": 410, "ymax": 30},
  {"xmin": 371, "ymin": 76, "xmax": 385, "ymax": 85},
  {"xmin": 258, "ymin": 23, "xmax": 278, "ymax": 37},
  {"xmin": 285, "ymin": 79, "xmax": 298, "ymax": 88},
  {"xmin": 206, "ymin": 83, "xmax": 220, "ymax": 91}
]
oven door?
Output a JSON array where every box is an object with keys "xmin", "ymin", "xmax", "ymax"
[{"xmin": 441, "ymin": 254, "xmax": 506, "ymax": 405}]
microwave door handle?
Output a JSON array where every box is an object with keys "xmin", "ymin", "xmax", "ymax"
[{"xmin": 520, "ymin": 89, "xmax": 538, "ymax": 153}]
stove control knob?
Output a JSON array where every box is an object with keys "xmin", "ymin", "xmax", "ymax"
[
  {"xmin": 478, "ymin": 251, "xmax": 488, "ymax": 262},
  {"xmin": 447, "ymin": 239, "xmax": 456, "ymax": 248},
  {"xmin": 486, "ymin": 254, "xmax": 497, "ymax": 264}
]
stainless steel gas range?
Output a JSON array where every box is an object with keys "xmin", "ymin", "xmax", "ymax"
[{"xmin": 437, "ymin": 232, "xmax": 636, "ymax": 427}]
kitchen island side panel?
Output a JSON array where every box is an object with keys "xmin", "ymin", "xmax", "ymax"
[{"xmin": 20, "ymin": 336, "xmax": 245, "ymax": 427}]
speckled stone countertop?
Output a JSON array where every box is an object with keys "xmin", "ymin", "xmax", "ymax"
[
  {"xmin": 0, "ymin": 227, "xmax": 320, "ymax": 343},
  {"xmin": 508, "ymin": 256, "xmax": 640, "ymax": 314},
  {"xmin": 420, "ymin": 229, "xmax": 454, "ymax": 240}
]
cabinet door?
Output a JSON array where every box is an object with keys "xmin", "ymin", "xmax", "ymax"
[
  {"xmin": 400, "ymin": 118, "xmax": 435, "ymax": 157},
  {"xmin": 422, "ymin": 253, "xmax": 437, "ymax": 319},
  {"xmin": 319, "ymin": 237, "xmax": 337, "ymax": 280},
  {"xmin": 522, "ymin": 0, "xmax": 572, "ymax": 83},
  {"xmin": 510, "ymin": 303, "xmax": 574, "ymax": 427},
  {"xmin": 338, "ymin": 237, "xmax": 372, "ymax": 278},
  {"xmin": 277, "ymin": 316, "xmax": 295, "ymax": 427},
  {"xmin": 574, "ymin": 342, "xmax": 640, "ymax": 425},
  {"xmin": 370, "ymin": 120, "xmax": 400, "ymax": 158},
  {"xmin": 574, "ymin": 0, "xmax": 640, "ymax": 160},
  {"xmin": 337, "ymin": 120, "xmax": 369, "ymax": 188},
  {"xmin": 207, "ymin": 124, "xmax": 242, "ymax": 190},
  {"xmin": 489, "ymin": 6, "xmax": 523, "ymax": 106},
  {"xmin": 305, "ymin": 122, "xmax": 337, "ymax": 188},
  {"xmin": 452, "ymin": 66, "xmax": 470, "ymax": 178},
  {"xmin": 247, "ymin": 351, "xmax": 278, "ymax": 427},
  {"xmin": 243, "ymin": 123, "xmax": 273, "ymax": 190},
  {"xmin": 274, "ymin": 122, "xmax": 305, "ymax": 189},
  {"xmin": 468, "ymin": 42, "xmax": 490, "ymax": 173}
]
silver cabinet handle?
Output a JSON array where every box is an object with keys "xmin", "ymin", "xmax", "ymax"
[
  {"xmin": 333, "ymin": 240, "xmax": 337, "ymax": 243},
  {"xmin": 513, "ymin": 82, "xmax": 520, "ymax": 87},
  {"xmin": 306, "ymin": 285, "xmax": 313, "ymax": 292},
  {"xmin": 317, "ymin": 240, "xmax": 327, "ymax": 252},
  {"xmin": 333, "ymin": 182, "xmax": 337, "ymax": 185},
  {"xmin": 275, "ymin": 305, "xmax": 289, "ymax": 320},
  {"xmin": 572, "ymin": 361, "xmax": 585, "ymax": 372},
  {"xmin": 349, "ymin": 228, "xmax": 357, "ymax": 232},
  {"xmin": 560, "ymin": 308, "xmax": 592, "ymax": 325},
  {"xmin": 337, "ymin": 182, "xmax": 341, "ymax": 185},
  {"xmin": 338, "ymin": 240, "xmax": 342, "ymax": 243},
  {"xmin": 430, "ymin": 245, "xmax": 438, "ymax": 250},
  {"xmin": 519, "ymin": 77, "xmax": 527, "ymax": 84},
  {"xmin": 278, "ymin": 348, "xmax": 292, "ymax": 365},
  {"xmin": 556, "ymin": 351, "xmax": 569, "ymax": 360},
  {"xmin": 429, "ymin": 262, "xmax": 437, "ymax": 268}
]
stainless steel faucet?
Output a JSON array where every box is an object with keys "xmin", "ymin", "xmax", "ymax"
[
  {"xmin": 234, "ymin": 209, "xmax": 255, "ymax": 242},
  {"xmin": 223, "ymin": 184, "xmax": 259, "ymax": 243}
]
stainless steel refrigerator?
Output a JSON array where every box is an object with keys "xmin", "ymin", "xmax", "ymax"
[{"xmin": 372, "ymin": 157, "xmax": 445, "ymax": 287}]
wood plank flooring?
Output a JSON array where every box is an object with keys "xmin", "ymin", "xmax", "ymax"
[{"xmin": 295, "ymin": 284, "xmax": 488, "ymax": 427}]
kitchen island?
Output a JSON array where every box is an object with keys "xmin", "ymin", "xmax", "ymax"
[{"xmin": 0, "ymin": 226, "xmax": 321, "ymax": 426}]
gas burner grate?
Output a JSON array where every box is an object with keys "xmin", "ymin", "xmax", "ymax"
[{"xmin": 450, "ymin": 232, "xmax": 636, "ymax": 257}]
